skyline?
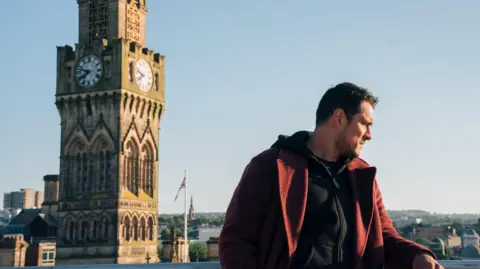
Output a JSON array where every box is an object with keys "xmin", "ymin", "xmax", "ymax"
[{"xmin": 0, "ymin": 1, "xmax": 479, "ymax": 214}]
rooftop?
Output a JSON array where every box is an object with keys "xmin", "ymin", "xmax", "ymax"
[{"xmin": 3, "ymin": 260, "xmax": 480, "ymax": 269}]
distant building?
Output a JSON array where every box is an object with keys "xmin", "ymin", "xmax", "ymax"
[
  {"xmin": 188, "ymin": 227, "xmax": 222, "ymax": 242},
  {"xmin": 3, "ymin": 189, "xmax": 44, "ymax": 210},
  {"xmin": 4, "ymin": 208, "xmax": 56, "ymax": 243},
  {"xmin": 462, "ymin": 226, "xmax": 480, "ymax": 248}
]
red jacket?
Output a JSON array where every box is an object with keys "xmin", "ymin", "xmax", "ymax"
[{"xmin": 219, "ymin": 148, "xmax": 435, "ymax": 269}]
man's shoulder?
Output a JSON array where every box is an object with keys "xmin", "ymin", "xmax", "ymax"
[
  {"xmin": 350, "ymin": 157, "xmax": 371, "ymax": 168},
  {"xmin": 251, "ymin": 148, "xmax": 281, "ymax": 163}
]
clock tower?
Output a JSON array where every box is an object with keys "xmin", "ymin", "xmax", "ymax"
[{"xmin": 54, "ymin": 0, "xmax": 164, "ymax": 264}]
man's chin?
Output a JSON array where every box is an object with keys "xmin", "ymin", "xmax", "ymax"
[{"xmin": 341, "ymin": 151, "xmax": 359, "ymax": 160}]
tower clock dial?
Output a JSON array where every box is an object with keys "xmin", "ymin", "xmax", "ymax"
[
  {"xmin": 135, "ymin": 59, "xmax": 153, "ymax": 92},
  {"xmin": 75, "ymin": 55, "xmax": 103, "ymax": 88}
]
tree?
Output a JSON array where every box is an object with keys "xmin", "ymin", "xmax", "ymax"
[
  {"xmin": 189, "ymin": 241, "xmax": 208, "ymax": 262},
  {"xmin": 160, "ymin": 229, "xmax": 171, "ymax": 240},
  {"xmin": 175, "ymin": 228, "xmax": 184, "ymax": 238}
]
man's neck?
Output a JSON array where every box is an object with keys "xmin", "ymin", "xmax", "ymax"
[{"xmin": 307, "ymin": 127, "xmax": 340, "ymax": 162}]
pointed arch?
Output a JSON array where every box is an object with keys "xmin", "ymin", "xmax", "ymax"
[
  {"xmin": 123, "ymin": 214, "xmax": 131, "ymax": 241},
  {"xmin": 62, "ymin": 214, "xmax": 77, "ymax": 242},
  {"xmin": 132, "ymin": 215, "xmax": 139, "ymax": 240},
  {"xmin": 89, "ymin": 123, "xmax": 115, "ymax": 154},
  {"xmin": 140, "ymin": 216, "xmax": 146, "ymax": 241},
  {"xmin": 64, "ymin": 127, "xmax": 89, "ymax": 197},
  {"xmin": 124, "ymin": 138, "xmax": 139, "ymax": 194},
  {"xmin": 147, "ymin": 215, "xmax": 155, "ymax": 241},
  {"xmin": 64, "ymin": 128, "xmax": 88, "ymax": 156},
  {"xmin": 76, "ymin": 214, "xmax": 89, "ymax": 242},
  {"xmin": 140, "ymin": 141, "xmax": 154, "ymax": 197},
  {"xmin": 90, "ymin": 126, "xmax": 116, "ymax": 193},
  {"xmin": 100, "ymin": 212, "xmax": 112, "ymax": 241},
  {"xmin": 139, "ymin": 123, "xmax": 158, "ymax": 160}
]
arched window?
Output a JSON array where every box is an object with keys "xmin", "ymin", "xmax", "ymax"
[
  {"xmin": 140, "ymin": 217, "xmax": 146, "ymax": 240},
  {"xmin": 66, "ymin": 219, "xmax": 75, "ymax": 241},
  {"xmin": 102, "ymin": 217, "xmax": 110, "ymax": 241},
  {"xmin": 147, "ymin": 217, "xmax": 154, "ymax": 241},
  {"xmin": 105, "ymin": 151, "xmax": 112, "ymax": 192},
  {"xmin": 65, "ymin": 156, "xmax": 74, "ymax": 197},
  {"xmin": 92, "ymin": 220, "xmax": 98, "ymax": 240},
  {"xmin": 90, "ymin": 135, "xmax": 113, "ymax": 194},
  {"xmin": 124, "ymin": 217, "xmax": 131, "ymax": 241},
  {"xmin": 75, "ymin": 153, "xmax": 82, "ymax": 193},
  {"xmin": 80, "ymin": 220, "xmax": 89, "ymax": 241},
  {"xmin": 82, "ymin": 153, "xmax": 88, "ymax": 194},
  {"xmin": 141, "ymin": 143, "xmax": 154, "ymax": 197},
  {"xmin": 133, "ymin": 216, "xmax": 139, "ymax": 241},
  {"xmin": 124, "ymin": 140, "xmax": 139, "ymax": 194},
  {"xmin": 99, "ymin": 151, "xmax": 105, "ymax": 191}
]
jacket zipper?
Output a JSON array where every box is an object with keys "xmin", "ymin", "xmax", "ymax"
[{"xmin": 316, "ymin": 159, "xmax": 348, "ymax": 265}]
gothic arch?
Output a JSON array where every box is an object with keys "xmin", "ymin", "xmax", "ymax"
[
  {"xmin": 140, "ymin": 216, "xmax": 146, "ymax": 240},
  {"xmin": 140, "ymin": 141, "xmax": 154, "ymax": 197},
  {"xmin": 121, "ymin": 212, "xmax": 132, "ymax": 224},
  {"xmin": 62, "ymin": 214, "xmax": 77, "ymax": 242},
  {"xmin": 122, "ymin": 215, "xmax": 131, "ymax": 241},
  {"xmin": 76, "ymin": 214, "xmax": 89, "ymax": 241},
  {"xmin": 147, "ymin": 214, "xmax": 156, "ymax": 241},
  {"xmin": 132, "ymin": 215, "xmax": 139, "ymax": 240},
  {"xmin": 89, "ymin": 129, "xmax": 115, "ymax": 193},
  {"xmin": 139, "ymin": 120, "xmax": 158, "ymax": 159},
  {"xmin": 88, "ymin": 212, "xmax": 101, "ymax": 240},
  {"xmin": 122, "ymin": 117, "xmax": 142, "ymax": 150},
  {"xmin": 123, "ymin": 138, "xmax": 140, "ymax": 194},
  {"xmin": 89, "ymin": 125, "xmax": 115, "ymax": 154},
  {"xmin": 64, "ymin": 132, "xmax": 88, "ymax": 156},
  {"xmin": 63, "ymin": 128, "xmax": 89, "ymax": 197},
  {"xmin": 99, "ymin": 212, "xmax": 112, "ymax": 241}
]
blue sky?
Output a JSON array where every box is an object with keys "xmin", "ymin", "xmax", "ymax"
[{"xmin": 0, "ymin": 1, "xmax": 478, "ymax": 214}]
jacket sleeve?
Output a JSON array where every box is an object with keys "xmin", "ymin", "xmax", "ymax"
[
  {"xmin": 375, "ymin": 181, "xmax": 437, "ymax": 269},
  {"xmin": 219, "ymin": 154, "xmax": 276, "ymax": 269}
]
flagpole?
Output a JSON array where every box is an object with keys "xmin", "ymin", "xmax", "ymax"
[{"xmin": 183, "ymin": 170, "xmax": 188, "ymax": 262}]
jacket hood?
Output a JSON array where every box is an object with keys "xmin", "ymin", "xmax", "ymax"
[{"xmin": 271, "ymin": 130, "xmax": 312, "ymax": 156}]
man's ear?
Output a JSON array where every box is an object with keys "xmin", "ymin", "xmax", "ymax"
[{"xmin": 331, "ymin": 108, "xmax": 347, "ymax": 127}]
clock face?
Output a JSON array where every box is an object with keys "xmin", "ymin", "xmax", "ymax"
[
  {"xmin": 135, "ymin": 59, "xmax": 153, "ymax": 92},
  {"xmin": 75, "ymin": 55, "xmax": 103, "ymax": 88}
]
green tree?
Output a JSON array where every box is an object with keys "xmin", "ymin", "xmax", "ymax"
[
  {"xmin": 189, "ymin": 241, "xmax": 208, "ymax": 262},
  {"xmin": 160, "ymin": 229, "xmax": 171, "ymax": 240},
  {"xmin": 175, "ymin": 228, "xmax": 184, "ymax": 238},
  {"xmin": 452, "ymin": 219, "xmax": 464, "ymax": 226}
]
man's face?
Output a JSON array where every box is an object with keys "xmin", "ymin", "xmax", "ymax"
[{"xmin": 336, "ymin": 101, "xmax": 374, "ymax": 158}]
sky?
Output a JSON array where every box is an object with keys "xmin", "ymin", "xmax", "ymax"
[{"xmin": 0, "ymin": 1, "xmax": 479, "ymax": 214}]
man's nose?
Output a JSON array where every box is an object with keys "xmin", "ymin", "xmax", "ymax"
[{"xmin": 364, "ymin": 130, "xmax": 372, "ymax": 141}]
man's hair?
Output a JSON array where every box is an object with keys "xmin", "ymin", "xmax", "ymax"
[{"xmin": 315, "ymin": 82, "xmax": 379, "ymax": 126}]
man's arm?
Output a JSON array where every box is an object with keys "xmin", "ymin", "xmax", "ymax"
[
  {"xmin": 219, "ymin": 152, "xmax": 277, "ymax": 269},
  {"xmin": 374, "ymin": 181, "xmax": 437, "ymax": 269}
]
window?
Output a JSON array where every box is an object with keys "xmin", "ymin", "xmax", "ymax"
[{"xmin": 42, "ymin": 248, "xmax": 55, "ymax": 264}]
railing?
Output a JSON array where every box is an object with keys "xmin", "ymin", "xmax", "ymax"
[{"xmin": 7, "ymin": 260, "xmax": 480, "ymax": 269}]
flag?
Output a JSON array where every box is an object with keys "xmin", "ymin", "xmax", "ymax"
[{"xmin": 174, "ymin": 176, "xmax": 186, "ymax": 202}]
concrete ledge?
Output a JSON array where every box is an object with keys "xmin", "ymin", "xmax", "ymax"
[{"xmin": 3, "ymin": 260, "xmax": 480, "ymax": 269}]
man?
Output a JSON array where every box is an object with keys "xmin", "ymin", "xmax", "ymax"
[{"xmin": 219, "ymin": 82, "xmax": 443, "ymax": 269}]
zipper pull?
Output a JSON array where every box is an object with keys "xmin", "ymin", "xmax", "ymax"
[{"xmin": 333, "ymin": 178, "xmax": 340, "ymax": 189}]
